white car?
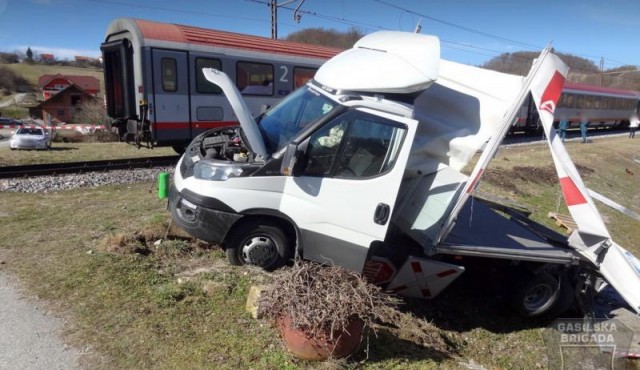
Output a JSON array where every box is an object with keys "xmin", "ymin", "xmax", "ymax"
[{"xmin": 9, "ymin": 127, "xmax": 52, "ymax": 150}]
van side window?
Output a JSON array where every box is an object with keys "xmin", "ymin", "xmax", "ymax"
[
  {"xmin": 195, "ymin": 58, "xmax": 222, "ymax": 94},
  {"xmin": 237, "ymin": 62, "xmax": 273, "ymax": 96},
  {"xmin": 302, "ymin": 112, "xmax": 407, "ymax": 179},
  {"xmin": 161, "ymin": 58, "xmax": 177, "ymax": 92}
]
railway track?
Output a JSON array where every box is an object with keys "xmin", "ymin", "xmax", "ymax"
[{"xmin": 0, "ymin": 156, "xmax": 180, "ymax": 179}]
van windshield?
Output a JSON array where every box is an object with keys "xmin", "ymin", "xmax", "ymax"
[{"xmin": 257, "ymin": 86, "xmax": 337, "ymax": 152}]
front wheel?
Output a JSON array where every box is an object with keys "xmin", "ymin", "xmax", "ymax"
[{"xmin": 225, "ymin": 220, "xmax": 292, "ymax": 271}]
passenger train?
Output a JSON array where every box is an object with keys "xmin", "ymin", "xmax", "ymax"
[
  {"xmin": 515, "ymin": 82, "xmax": 640, "ymax": 134},
  {"xmin": 101, "ymin": 18, "xmax": 640, "ymax": 152},
  {"xmin": 101, "ymin": 18, "xmax": 341, "ymax": 152}
]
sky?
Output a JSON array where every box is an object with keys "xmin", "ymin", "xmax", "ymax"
[{"xmin": 0, "ymin": 0, "xmax": 639, "ymax": 70}]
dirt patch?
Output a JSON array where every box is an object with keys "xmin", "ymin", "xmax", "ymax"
[{"xmin": 483, "ymin": 164, "xmax": 594, "ymax": 195}]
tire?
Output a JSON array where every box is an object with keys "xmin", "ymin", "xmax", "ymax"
[
  {"xmin": 508, "ymin": 270, "xmax": 574, "ymax": 318},
  {"xmin": 225, "ymin": 219, "xmax": 292, "ymax": 271}
]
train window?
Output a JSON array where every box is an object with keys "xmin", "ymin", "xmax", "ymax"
[
  {"xmin": 585, "ymin": 95, "xmax": 594, "ymax": 109},
  {"xmin": 161, "ymin": 58, "xmax": 177, "ymax": 92},
  {"xmin": 293, "ymin": 67, "xmax": 317, "ymax": 89},
  {"xmin": 575, "ymin": 95, "xmax": 584, "ymax": 109},
  {"xmin": 196, "ymin": 106, "xmax": 223, "ymax": 121},
  {"xmin": 601, "ymin": 97, "xmax": 609, "ymax": 110},
  {"xmin": 564, "ymin": 94, "xmax": 574, "ymax": 108},
  {"xmin": 624, "ymin": 99, "xmax": 635, "ymax": 110},
  {"xmin": 195, "ymin": 58, "xmax": 222, "ymax": 94},
  {"xmin": 615, "ymin": 98, "xmax": 624, "ymax": 110},
  {"xmin": 593, "ymin": 96, "xmax": 601, "ymax": 109},
  {"xmin": 558, "ymin": 94, "xmax": 567, "ymax": 108},
  {"xmin": 237, "ymin": 62, "xmax": 274, "ymax": 96}
]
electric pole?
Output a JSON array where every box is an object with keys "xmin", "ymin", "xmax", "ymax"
[
  {"xmin": 270, "ymin": 0, "xmax": 305, "ymax": 39},
  {"xmin": 598, "ymin": 57, "xmax": 604, "ymax": 86}
]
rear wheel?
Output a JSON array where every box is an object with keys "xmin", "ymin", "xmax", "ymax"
[
  {"xmin": 225, "ymin": 220, "xmax": 292, "ymax": 271},
  {"xmin": 508, "ymin": 270, "xmax": 574, "ymax": 318}
]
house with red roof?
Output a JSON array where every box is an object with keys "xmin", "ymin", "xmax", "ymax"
[
  {"xmin": 35, "ymin": 74, "xmax": 101, "ymax": 123},
  {"xmin": 38, "ymin": 74, "xmax": 100, "ymax": 100}
]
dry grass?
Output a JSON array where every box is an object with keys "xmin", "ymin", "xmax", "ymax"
[{"xmin": 0, "ymin": 141, "xmax": 176, "ymax": 166}]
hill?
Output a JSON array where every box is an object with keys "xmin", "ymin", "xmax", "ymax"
[
  {"xmin": 0, "ymin": 62, "xmax": 104, "ymax": 96},
  {"xmin": 481, "ymin": 51, "xmax": 640, "ymax": 90}
]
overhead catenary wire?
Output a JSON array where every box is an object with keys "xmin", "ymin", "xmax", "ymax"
[{"xmin": 85, "ymin": 0, "xmax": 637, "ymax": 72}]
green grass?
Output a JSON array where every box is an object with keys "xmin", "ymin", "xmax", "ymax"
[
  {"xmin": 0, "ymin": 141, "xmax": 176, "ymax": 166},
  {"xmin": 0, "ymin": 136, "xmax": 639, "ymax": 368}
]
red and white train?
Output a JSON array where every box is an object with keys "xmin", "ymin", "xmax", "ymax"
[
  {"xmin": 515, "ymin": 82, "xmax": 640, "ymax": 134},
  {"xmin": 101, "ymin": 18, "xmax": 341, "ymax": 153},
  {"xmin": 101, "ymin": 18, "xmax": 640, "ymax": 150}
]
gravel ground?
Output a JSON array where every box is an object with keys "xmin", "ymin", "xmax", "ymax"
[
  {"xmin": 0, "ymin": 271, "xmax": 83, "ymax": 370},
  {"xmin": 0, "ymin": 167, "xmax": 174, "ymax": 193}
]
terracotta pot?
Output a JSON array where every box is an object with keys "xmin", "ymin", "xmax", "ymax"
[{"xmin": 276, "ymin": 315, "xmax": 365, "ymax": 361}]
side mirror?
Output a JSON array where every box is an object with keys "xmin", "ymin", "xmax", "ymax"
[
  {"xmin": 280, "ymin": 142, "xmax": 305, "ymax": 176},
  {"xmin": 280, "ymin": 142, "xmax": 299, "ymax": 176}
]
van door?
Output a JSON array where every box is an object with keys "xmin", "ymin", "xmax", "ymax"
[
  {"xmin": 151, "ymin": 49, "xmax": 190, "ymax": 144},
  {"xmin": 281, "ymin": 108, "xmax": 417, "ymax": 272}
]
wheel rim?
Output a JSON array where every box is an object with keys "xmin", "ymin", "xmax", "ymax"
[
  {"xmin": 240, "ymin": 234, "xmax": 278, "ymax": 266},
  {"xmin": 523, "ymin": 284, "xmax": 554, "ymax": 312}
]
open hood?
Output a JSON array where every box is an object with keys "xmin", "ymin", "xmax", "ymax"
[{"xmin": 202, "ymin": 68, "xmax": 268, "ymax": 160}]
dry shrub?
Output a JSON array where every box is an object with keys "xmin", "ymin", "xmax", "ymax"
[{"xmin": 259, "ymin": 260, "xmax": 399, "ymax": 339}]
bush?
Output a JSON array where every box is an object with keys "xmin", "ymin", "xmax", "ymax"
[
  {"xmin": 0, "ymin": 66, "xmax": 30, "ymax": 92},
  {"xmin": 259, "ymin": 260, "xmax": 398, "ymax": 339},
  {"xmin": 71, "ymin": 98, "xmax": 108, "ymax": 125}
]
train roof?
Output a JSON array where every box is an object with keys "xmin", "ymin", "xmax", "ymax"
[
  {"xmin": 105, "ymin": 18, "xmax": 342, "ymax": 61},
  {"xmin": 563, "ymin": 82, "xmax": 640, "ymax": 98}
]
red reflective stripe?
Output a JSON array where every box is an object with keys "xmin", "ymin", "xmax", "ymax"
[
  {"xmin": 436, "ymin": 269, "xmax": 457, "ymax": 278},
  {"xmin": 467, "ymin": 169, "xmax": 484, "ymax": 193},
  {"xmin": 410, "ymin": 261, "xmax": 422, "ymax": 273},
  {"xmin": 559, "ymin": 177, "xmax": 587, "ymax": 206},
  {"xmin": 540, "ymin": 71, "xmax": 566, "ymax": 114}
]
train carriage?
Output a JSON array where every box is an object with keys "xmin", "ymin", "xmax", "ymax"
[
  {"xmin": 101, "ymin": 18, "xmax": 341, "ymax": 153},
  {"xmin": 514, "ymin": 82, "xmax": 640, "ymax": 134}
]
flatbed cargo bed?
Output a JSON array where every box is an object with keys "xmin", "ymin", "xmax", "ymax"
[{"xmin": 437, "ymin": 197, "xmax": 581, "ymax": 265}]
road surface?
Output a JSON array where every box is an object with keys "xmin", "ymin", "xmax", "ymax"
[{"xmin": 0, "ymin": 271, "xmax": 83, "ymax": 370}]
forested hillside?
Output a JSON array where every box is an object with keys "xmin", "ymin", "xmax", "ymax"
[{"xmin": 481, "ymin": 51, "xmax": 640, "ymax": 90}]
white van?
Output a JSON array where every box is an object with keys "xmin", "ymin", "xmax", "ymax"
[{"xmin": 168, "ymin": 31, "xmax": 640, "ymax": 318}]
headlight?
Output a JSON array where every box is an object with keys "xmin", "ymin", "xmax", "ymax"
[{"xmin": 193, "ymin": 161, "xmax": 243, "ymax": 181}]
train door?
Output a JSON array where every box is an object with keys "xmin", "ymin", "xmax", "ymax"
[{"xmin": 151, "ymin": 49, "xmax": 190, "ymax": 144}]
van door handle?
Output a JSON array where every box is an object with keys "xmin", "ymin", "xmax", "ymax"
[{"xmin": 374, "ymin": 203, "xmax": 390, "ymax": 225}]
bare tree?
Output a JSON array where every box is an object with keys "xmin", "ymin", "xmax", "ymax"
[{"xmin": 72, "ymin": 98, "xmax": 107, "ymax": 124}]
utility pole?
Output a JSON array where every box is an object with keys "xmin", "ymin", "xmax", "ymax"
[
  {"xmin": 598, "ymin": 57, "xmax": 604, "ymax": 86},
  {"xmin": 270, "ymin": 0, "xmax": 305, "ymax": 39}
]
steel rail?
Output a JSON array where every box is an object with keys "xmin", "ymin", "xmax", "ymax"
[{"xmin": 0, "ymin": 156, "xmax": 180, "ymax": 179}]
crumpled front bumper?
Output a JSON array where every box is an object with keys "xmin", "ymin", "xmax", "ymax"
[{"xmin": 168, "ymin": 183, "xmax": 242, "ymax": 244}]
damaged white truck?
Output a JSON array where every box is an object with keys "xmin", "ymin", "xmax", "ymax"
[{"xmin": 168, "ymin": 31, "xmax": 640, "ymax": 318}]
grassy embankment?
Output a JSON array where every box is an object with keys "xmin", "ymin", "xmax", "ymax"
[{"xmin": 0, "ymin": 136, "xmax": 639, "ymax": 369}]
